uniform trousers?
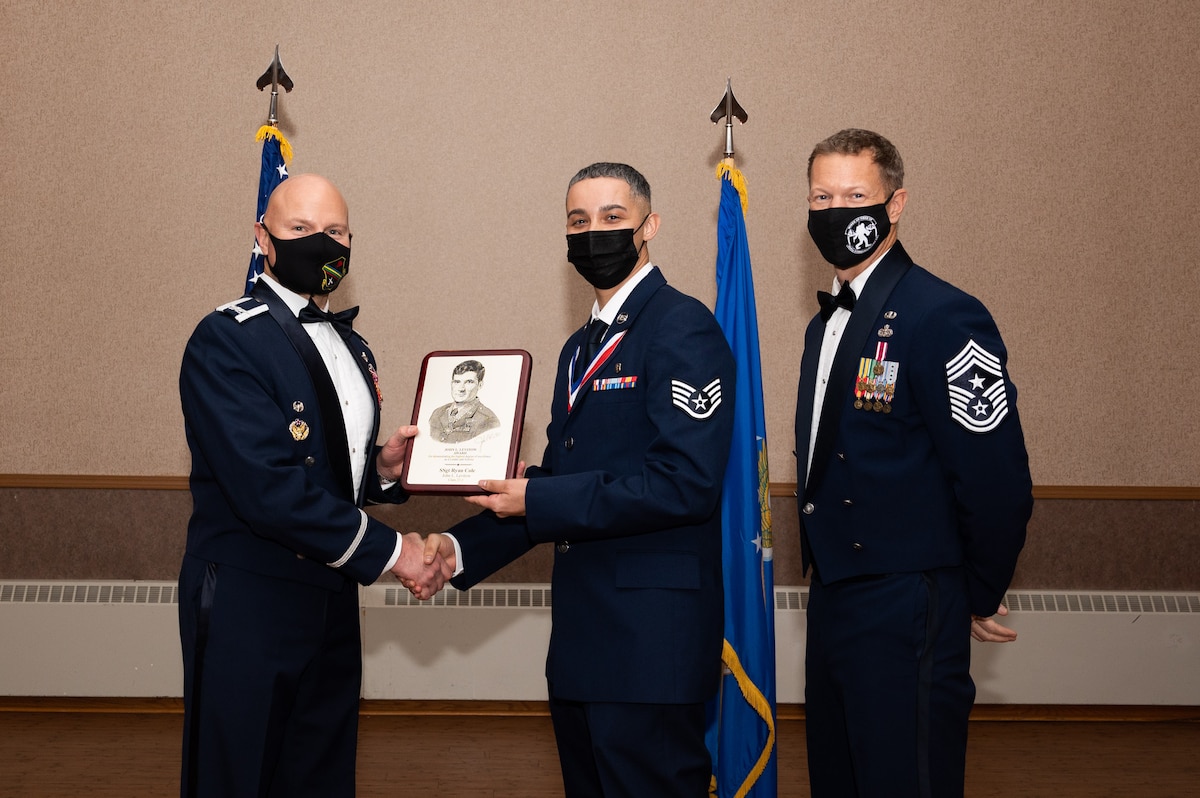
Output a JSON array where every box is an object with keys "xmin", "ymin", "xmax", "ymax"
[
  {"xmin": 804, "ymin": 566, "xmax": 975, "ymax": 798},
  {"xmin": 179, "ymin": 555, "xmax": 362, "ymax": 798},
  {"xmin": 548, "ymin": 695, "xmax": 711, "ymax": 798}
]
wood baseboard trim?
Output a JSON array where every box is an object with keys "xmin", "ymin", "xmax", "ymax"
[
  {"xmin": 1, "ymin": 474, "xmax": 1196, "ymax": 500},
  {"xmin": 2, "ymin": 697, "xmax": 1196, "ymax": 722}
]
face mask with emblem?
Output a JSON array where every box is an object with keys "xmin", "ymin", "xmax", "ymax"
[
  {"xmin": 807, "ymin": 196, "xmax": 893, "ymax": 270},
  {"xmin": 264, "ymin": 227, "xmax": 351, "ymax": 295},
  {"xmin": 566, "ymin": 214, "xmax": 650, "ymax": 289}
]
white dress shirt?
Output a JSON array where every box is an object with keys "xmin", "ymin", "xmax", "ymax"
[
  {"xmin": 259, "ymin": 273, "xmax": 403, "ymax": 574},
  {"xmin": 805, "ymin": 246, "xmax": 892, "ymax": 484}
]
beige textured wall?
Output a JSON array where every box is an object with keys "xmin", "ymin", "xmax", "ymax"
[{"xmin": 2, "ymin": 1, "xmax": 1198, "ymax": 487}]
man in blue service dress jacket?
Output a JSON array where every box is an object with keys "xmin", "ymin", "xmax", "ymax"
[
  {"xmin": 178, "ymin": 174, "xmax": 451, "ymax": 798},
  {"xmin": 437, "ymin": 163, "xmax": 736, "ymax": 798},
  {"xmin": 795, "ymin": 130, "xmax": 1033, "ymax": 798}
]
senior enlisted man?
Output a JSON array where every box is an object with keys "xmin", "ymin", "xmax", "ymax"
[
  {"xmin": 178, "ymin": 173, "xmax": 452, "ymax": 798},
  {"xmin": 430, "ymin": 163, "xmax": 735, "ymax": 797},
  {"xmin": 795, "ymin": 129, "xmax": 1033, "ymax": 798}
]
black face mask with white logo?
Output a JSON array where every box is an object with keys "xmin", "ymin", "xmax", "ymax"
[
  {"xmin": 807, "ymin": 196, "xmax": 893, "ymax": 270},
  {"xmin": 264, "ymin": 227, "xmax": 351, "ymax": 295},
  {"xmin": 566, "ymin": 214, "xmax": 650, "ymax": 289}
]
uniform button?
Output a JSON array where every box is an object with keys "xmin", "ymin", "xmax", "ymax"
[
  {"xmin": 304, "ymin": 456, "xmax": 316, "ymax": 466},
  {"xmin": 851, "ymin": 543, "xmax": 864, "ymax": 551},
  {"xmin": 296, "ymin": 553, "xmax": 306, "ymax": 559},
  {"xmin": 802, "ymin": 502, "xmax": 815, "ymax": 515},
  {"xmin": 564, "ymin": 438, "xmax": 574, "ymax": 450},
  {"xmin": 556, "ymin": 542, "xmax": 570, "ymax": 553},
  {"xmin": 837, "ymin": 452, "xmax": 846, "ymax": 461},
  {"xmin": 842, "ymin": 499, "xmax": 854, "ymax": 507}
]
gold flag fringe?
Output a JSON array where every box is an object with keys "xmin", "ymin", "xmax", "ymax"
[
  {"xmin": 716, "ymin": 160, "xmax": 749, "ymax": 216},
  {"xmin": 256, "ymin": 125, "xmax": 294, "ymax": 164},
  {"xmin": 714, "ymin": 638, "xmax": 777, "ymax": 797}
]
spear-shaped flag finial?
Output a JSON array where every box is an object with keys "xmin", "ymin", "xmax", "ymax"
[
  {"xmin": 256, "ymin": 45, "xmax": 294, "ymax": 127},
  {"xmin": 710, "ymin": 78, "xmax": 748, "ymax": 160}
]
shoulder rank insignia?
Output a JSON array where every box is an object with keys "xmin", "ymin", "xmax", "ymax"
[
  {"xmin": 945, "ymin": 339, "xmax": 1009, "ymax": 432},
  {"xmin": 671, "ymin": 378, "xmax": 722, "ymax": 419},
  {"xmin": 215, "ymin": 296, "xmax": 269, "ymax": 324}
]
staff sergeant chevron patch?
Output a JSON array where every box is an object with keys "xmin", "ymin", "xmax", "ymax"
[
  {"xmin": 671, "ymin": 378, "xmax": 722, "ymax": 420},
  {"xmin": 945, "ymin": 339, "xmax": 1009, "ymax": 433}
]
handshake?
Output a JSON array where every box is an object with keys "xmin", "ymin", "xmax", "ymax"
[{"xmin": 390, "ymin": 532, "xmax": 457, "ymax": 601}]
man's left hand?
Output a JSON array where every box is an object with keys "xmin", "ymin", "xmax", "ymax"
[
  {"xmin": 971, "ymin": 603, "xmax": 1018, "ymax": 643},
  {"xmin": 465, "ymin": 477, "xmax": 528, "ymax": 517},
  {"xmin": 377, "ymin": 424, "xmax": 418, "ymax": 482}
]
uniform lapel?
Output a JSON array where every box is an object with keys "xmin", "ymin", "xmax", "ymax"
[
  {"xmin": 805, "ymin": 243, "xmax": 913, "ymax": 497},
  {"xmin": 567, "ymin": 268, "xmax": 665, "ymax": 413},
  {"xmin": 253, "ymin": 280, "xmax": 357, "ymax": 501}
]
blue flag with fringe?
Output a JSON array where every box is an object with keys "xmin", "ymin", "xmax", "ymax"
[
  {"xmin": 244, "ymin": 125, "xmax": 292, "ymax": 294},
  {"xmin": 706, "ymin": 162, "xmax": 777, "ymax": 798}
]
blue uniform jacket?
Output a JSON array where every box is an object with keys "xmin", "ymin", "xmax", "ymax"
[
  {"xmin": 179, "ymin": 280, "xmax": 404, "ymax": 591},
  {"xmin": 795, "ymin": 243, "xmax": 1032, "ymax": 616},
  {"xmin": 449, "ymin": 267, "xmax": 736, "ymax": 704}
]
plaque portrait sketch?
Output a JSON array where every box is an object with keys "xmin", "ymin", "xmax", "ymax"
[{"xmin": 400, "ymin": 350, "xmax": 532, "ymax": 494}]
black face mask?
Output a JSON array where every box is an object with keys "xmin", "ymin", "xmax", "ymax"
[
  {"xmin": 807, "ymin": 196, "xmax": 893, "ymax": 270},
  {"xmin": 264, "ymin": 228, "xmax": 351, "ymax": 295},
  {"xmin": 566, "ymin": 215, "xmax": 650, "ymax": 289}
]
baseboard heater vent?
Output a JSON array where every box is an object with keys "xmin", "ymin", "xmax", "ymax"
[
  {"xmin": 774, "ymin": 589, "xmax": 1200, "ymax": 614},
  {"xmin": 2, "ymin": 581, "xmax": 1197, "ymax": 703},
  {"xmin": 3, "ymin": 582, "xmax": 1195, "ymax": 616},
  {"xmin": 0, "ymin": 582, "xmax": 177, "ymax": 605},
  {"xmin": 381, "ymin": 586, "xmax": 552, "ymax": 608}
]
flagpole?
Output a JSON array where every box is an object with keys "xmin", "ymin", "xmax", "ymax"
[
  {"xmin": 706, "ymin": 79, "xmax": 778, "ymax": 798},
  {"xmin": 245, "ymin": 46, "xmax": 295, "ymax": 293}
]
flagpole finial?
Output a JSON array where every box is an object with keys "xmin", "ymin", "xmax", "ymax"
[
  {"xmin": 256, "ymin": 45, "xmax": 294, "ymax": 127},
  {"xmin": 710, "ymin": 78, "xmax": 748, "ymax": 161}
]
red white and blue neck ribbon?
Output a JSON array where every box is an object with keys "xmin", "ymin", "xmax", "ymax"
[{"xmin": 567, "ymin": 330, "xmax": 627, "ymax": 411}]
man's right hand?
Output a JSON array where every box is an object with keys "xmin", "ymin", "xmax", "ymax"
[{"xmin": 391, "ymin": 532, "xmax": 453, "ymax": 600}]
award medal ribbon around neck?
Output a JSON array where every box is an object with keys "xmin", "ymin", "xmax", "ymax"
[{"xmin": 567, "ymin": 330, "xmax": 627, "ymax": 411}]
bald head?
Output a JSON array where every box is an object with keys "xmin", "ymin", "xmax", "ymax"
[
  {"xmin": 261, "ymin": 173, "xmax": 350, "ymax": 235},
  {"xmin": 253, "ymin": 174, "xmax": 353, "ymax": 298}
]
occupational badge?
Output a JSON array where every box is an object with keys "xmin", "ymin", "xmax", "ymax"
[
  {"xmin": 945, "ymin": 339, "xmax": 1009, "ymax": 432},
  {"xmin": 671, "ymin": 378, "xmax": 723, "ymax": 419},
  {"xmin": 289, "ymin": 419, "xmax": 310, "ymax": 441}
]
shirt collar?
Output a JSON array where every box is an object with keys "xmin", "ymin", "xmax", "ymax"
[
  {"xmin": 258, "ymin": 272, "xmax": 330, "ymax": 317},
  {"xmin": 833, "ymin": 244, "xmax": 893, "ymax": 297},
  {"xmin": 591, "ymin": 263, "xmax": 656, "ymax": 324}
]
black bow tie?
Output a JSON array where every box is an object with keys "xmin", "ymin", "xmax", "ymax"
[
  {"xmin": 298, "ymin": 303, "xmax": 360, "ymax": 338},
  {"xmin": 817, "ymin": 285, "xmax": 856, "ymax": 322}
]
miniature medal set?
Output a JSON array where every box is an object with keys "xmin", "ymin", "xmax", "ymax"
[{"xmin": 855, "ymin": 315, "xmax": 899, "ymax": 413}]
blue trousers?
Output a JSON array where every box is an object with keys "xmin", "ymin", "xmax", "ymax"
[
  {"xmin": 179, "ymin": 555, "xmax": 361, "ymax": 798},
  {"xmin": 805, "ymin": 567, "xmax": 975, "ymax": 798},
  {"xmin": 548, "ymin": 696, "xmax": 711, "ymax": 797}
]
